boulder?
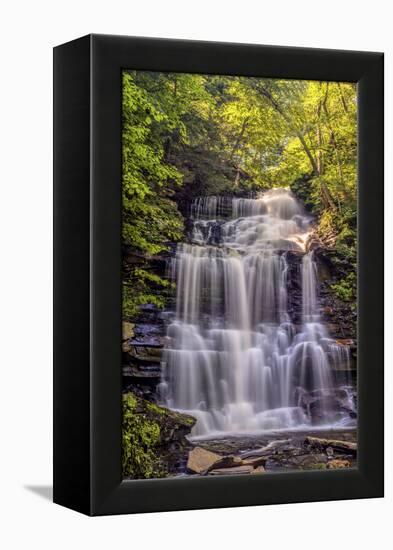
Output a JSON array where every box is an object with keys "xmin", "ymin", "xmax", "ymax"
[
  {"xmin": 298, "ymin": 389, "xmax": 356, "ymax": 423},
  {"xmin": 186, "ymin": 447, "xmax": 223, "ymax": 474},
  {"xmin": 186, "ymin": 447, "xmax": 245, "ymax": 475}
]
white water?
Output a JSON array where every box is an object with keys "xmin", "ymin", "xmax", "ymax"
[{"xmin": 159, "ymin": 188, "xmax": 354, "ymax": 436}]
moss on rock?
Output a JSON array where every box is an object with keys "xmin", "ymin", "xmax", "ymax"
[{"xmin": 122, "ymin": 393, "xmax": 196, "ymax": 479}]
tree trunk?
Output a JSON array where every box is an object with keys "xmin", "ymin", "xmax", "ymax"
[
  {"xmin": 322, "ymin": 85, "xmax": 350, "ymax": 201},
  {"xmin": 230, "ymin": 117, "xmax": 250, "ymax": 161},
  {"xmin": 316, "ymin": 90, "xmax": 324, "ymax": 175},
  {"xmin": 337, "ymin": 83, "xmax": 349, "ymax": 114},
  {"xmin": 234, "ymin": 165, "xmax": 240, "ymax": 187},
  {"xmin": 258, "ymin": 86, "xmax": 320, "ymax": 176},
  {"xmin": 258, "ymin": 84, "xmax": 336, "ymax": 210}
]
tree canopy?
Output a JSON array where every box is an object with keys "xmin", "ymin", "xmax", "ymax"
[{"xmin": 122, "ymin": 70, "xmax": 357, "ymax": 318}]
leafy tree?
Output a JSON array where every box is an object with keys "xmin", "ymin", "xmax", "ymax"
[
  {"xmin": 122, "ymin": 72, "xmax": 184, "ymax": 317},
  {"xmin": 122, "ymin": 71, "xmax": 358, "ymax": 318}
]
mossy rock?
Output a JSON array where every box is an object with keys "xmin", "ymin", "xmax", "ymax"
[{"xmin": 122, "ymin": 393, "xmax": 196, "ymax": 479}]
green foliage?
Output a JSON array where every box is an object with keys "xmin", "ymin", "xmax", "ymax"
[
  {"xmin": 122, "ymin": 393, "xmax": 196, "ymax": 478},
  {"xmin": 123, "ymin": 268, "xmax": 173, "ymax": 318},
  {"xmin": 122, "ymin": 72, "xmax": 186, "ymax": 318},
  {"xmin": 122, "ymin": 71, "xmax": 357, "ymax": 319},
  {"xmin": 331, "ymin": 272, "xmax": 356, "ymax": 303},
  {"xmin": 122, "ymin": 393, "xmax": 163, "ymax": 479}
]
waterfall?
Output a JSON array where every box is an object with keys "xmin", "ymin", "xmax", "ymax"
[{"xmin": 159, "ymin": 188, "xmax": 354, "ymax": 436}]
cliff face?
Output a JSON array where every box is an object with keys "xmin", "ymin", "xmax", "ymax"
[
  {"xmin": 121, "ymin": 230, "xmax": 357, "ymax": 403},
  {"xmin": 283, "ymin": 250, "xmax": 356, "ymax": 336},
  {"xmin": 315, "ymin": 248, "xmax": 357, "ymax": 342}
]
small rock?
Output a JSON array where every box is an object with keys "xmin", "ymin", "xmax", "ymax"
[
  {"xmin": 187, "ymin": 447, "xmax": 222, "ymax": 474},
  {"xmin": 122, "ymin": 321, "xmax": 135, "ymax": 341},
  {"xmin": 327, "ymin": 459, "xmax": 351, "ymax": 469}
]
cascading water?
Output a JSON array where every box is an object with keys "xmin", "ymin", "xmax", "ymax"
[{"xmin": 159, "ymin": 188, "xmax": 355, "ymax": 437}]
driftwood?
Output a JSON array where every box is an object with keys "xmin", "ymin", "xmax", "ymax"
[{"xmin": 305, "ymin": 436, "xmax": 357, "ymax": 456}]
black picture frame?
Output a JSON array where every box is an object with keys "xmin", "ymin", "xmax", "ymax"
[{"xmin": 53, "ymin": 34, "xmax": 384, "ymax": 516}]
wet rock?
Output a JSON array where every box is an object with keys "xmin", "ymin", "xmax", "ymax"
[
  {"xmin": 308, "ymin": 397, "xmax": 343, "ymax": 423},
  {"xmin": 122, "ymin": 341, "xmax": 164, "ymax": 398},
  {"xmin": 198, "ymin": 436, "xmax": 272, "ymax": 456},
  {"xmin": 122, "ymin": 321, "xmax": 135, "ymax": 340},
  {"xmin": 267, "ymin": 452, "xmax": 328, "ymax": 471},
  {"xmin": 298, "ymin": 388, "xmax": 357, "ymax": 424},
  {"xmin": 126, "ymin": 346, "xmax": 163, "ymax": 364},
  {"xmin": 327, "ymin": 323, "xmax": 340, "ymax": 334},
  {"xmin": 314, "ymin": 249, "xmax": 357, "ymax": 349},
  {"xmin": 285, "ymin": 252, "xmax": 303, "ymax": 324},
  {"xmin": 307, "ymin": 237, "xmax": 323, "ymax": 252},
  {"xmin": 242, "ymin": 455, "xmax": 267, "ymax": 468},
  {"xmin": 122, "ymin": 365, "xmax": 161, "ymax": 380},
  {"xmin": 192, "ymin": 429, "xmax": 357, "ymax": 474},
  {"xmin": 210, "ymin": 455, "xmax": 243, "ymax": 471},
  {"xmin": 335, "ymin": 338, "xmax": 354, "ymax": 347},
  {"xmin": 131, "ymin": 324, "xmax": 165, "ymax": 347},
  {"xmin": 241, "ymin": 439, "xmax": 292, "ymax": 458}
]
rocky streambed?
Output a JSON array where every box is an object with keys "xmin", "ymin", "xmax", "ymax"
[
  {"xmin": 121, "ymin": 391, "xmax": 357, "ymax": 479},
  {"xmin": 186, "ymin": 429, "xmax": 357, "ymax": 476}
]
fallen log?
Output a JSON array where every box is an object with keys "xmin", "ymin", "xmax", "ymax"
[{"xmin": 305, "ymin": 436, "xmax": 357, "ymax": 455}]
